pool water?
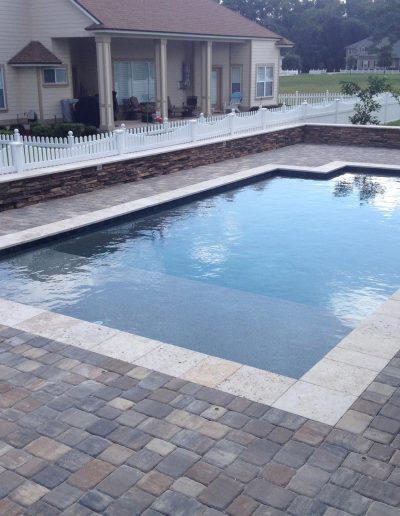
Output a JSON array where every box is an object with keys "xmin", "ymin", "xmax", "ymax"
[{"xmin": 1, "ymin": 172, "xmax": 400, "ymax": 378}]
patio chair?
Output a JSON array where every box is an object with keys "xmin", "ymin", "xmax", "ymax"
[
  {"xmin": 224, "ymin": 92, "xmax": 242, "ymax": 113},
  {"xmin": 124, "ymin": 96, "xmax": 141, "ymax": 120},
  {"xmin": 182, "ymin": 96, "xmax": 198, "ymax": 117}
]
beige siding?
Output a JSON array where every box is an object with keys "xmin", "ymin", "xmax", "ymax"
[
  {"xmin": 230, "ymin": 41, "xmax": 251, "ymax": 108},
  {"xmin": 212, "ymin": 43, "xmax": 230, "ymax": 110},
  {"xmin": 0, "ymin": 0, "xmax": 31, "ymax": 123},
  {"xmin": 166, "ymin": 40, "xmax": 192, "ymax": 108},
  {"xmin": 30, "ymin": 0, "xmax": 92, "ymax": 39},
  {"xmin": 250, "ymin": 40, "xmax": 280, "ymax": 106}
]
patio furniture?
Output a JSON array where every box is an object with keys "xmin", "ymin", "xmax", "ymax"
[
  {"xmin": 124, "ymin": 96, "xmax": 141, "ymax": 120},
  {"xmin": 224, "ymin": 92, "xmax": 242, "ymax": 113},
  {"xmin": 182, "ymin": 96, "xmax": 198, "ymax": 117}
]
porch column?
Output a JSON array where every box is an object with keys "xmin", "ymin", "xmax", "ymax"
[
  {"xmin": 155, "ymin": 38, "xmax": 168, "ymax": 119},
  {"xmin": 95, "ymin": 35, "xmax": 114, "ymax": 131},
  {"xmin": 201, "ymin": 40, "xmax": 212, "ymax": 116}
]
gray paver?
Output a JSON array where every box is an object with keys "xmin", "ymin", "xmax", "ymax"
[{"xmin": 0, "ymin": 328, "xmax": 399, "ymax": 516}]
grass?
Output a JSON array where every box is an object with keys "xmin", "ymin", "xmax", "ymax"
[
  {"xmin": 387, "ymin": 119, "xmax": 400, "ymax": 126},
  {"xmin": 279, "ymin": 73, "xmax": 400, "ymax": 93}
]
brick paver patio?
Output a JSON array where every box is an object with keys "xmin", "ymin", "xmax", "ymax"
[{"xmin": 0, "ymin": 325, "xmax": 399, "ymax": 515}]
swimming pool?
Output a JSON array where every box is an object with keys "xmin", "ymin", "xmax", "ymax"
[{"xmin": 1, "ymin": 171, "xmax": 399, "ymax": 378}]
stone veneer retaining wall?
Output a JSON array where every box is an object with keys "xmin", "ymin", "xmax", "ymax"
[
  {"xmin": 304, "ymin": 124, "xmax": 400, "ymax": 148},
  {"xmin": 1, "ymin": 124, "xmax": 400, "ymax": 211}
]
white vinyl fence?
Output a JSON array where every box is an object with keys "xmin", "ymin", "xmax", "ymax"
[
  {"xmin": 278, "ymin": 90, "xmax": 355, "ymax": 106},
  {"xmin": 1, "ymin": 92, "xmax": 400, "ymax": 176},
  {"xmin": 339, "ymin": 69, "xmax": 400, "ymax": 74}
]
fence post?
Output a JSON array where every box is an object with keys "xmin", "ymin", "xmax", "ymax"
[
  {"xmin": 301, "ymin": 100, "xmax": 308, "ymax": 122},
  {"xmin": 163, "ymin": 117, "xmax": 170, "ymax": 130},
  {"xmin": 114, "ymin": 124, "xmax": 126, "ymax": 155},
  {"xmin": 198, "ymin": 113, "xmax": 205, "ymax": 124},
  {"xmin": 260, "ymin": 107, "xmax": 268, "ymax": 129},
  {"xmin": 189, "ymin": 119, "xmax": 198, "ymax": 142},
  {"xmin": 383, "ymin": 92, "xmax": 390, "ymax": 124},
  {"xmin": 282, "ymin": 102, "xmax": 287, "ymax": 113},
  {"xmin": 296, "ymin": 90, "xmax": 299, "ymax": 106},
  {"xmin": 10, "ymin": 141, "xmax": 24, "ymax": 173},
  {"xmin": 67, "ymin": 131, "xmax": 74, "ymax": 146},
  {"xmin": 228, "ymin": 111, "xmax": 236, "ymax": 135},
  {"xmin": 334, "ymin": 98, "xmax": 340, "ymax": 123}
]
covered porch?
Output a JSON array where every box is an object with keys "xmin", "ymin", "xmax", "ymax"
[{"xmin": 69, "ymin": 34, "xmax": 251, "ymax": 130}]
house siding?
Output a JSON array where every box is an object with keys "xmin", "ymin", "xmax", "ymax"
[
  {"xmin": 230, "ymin": 41, "xmax": 251, "ymax": 108},
  {"xmin": 250, "ymin": 40, "xmax": 279, "ymax": 106},
  {"xmin": 30, "ymin": 0, "xmax": 92, "ymax": 39},
  {"xmin": 0, "ymin": 0, "xmax": 32, "ymax": 123},
  {"xmin": 0, "ymin": 0, "xmax": 283, "ymax": 125}
]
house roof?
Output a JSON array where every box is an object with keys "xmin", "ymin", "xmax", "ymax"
[
  {"xmin": 8, "ymin": 41, "xmax": 62, "ymax": 66},
  {"xmin": 74, "ymin": 0, "xmax": 291, "ymax": 41},
  {"xmin": 346, "ymin": 37, "xmax": 400, "ymax": 59}
]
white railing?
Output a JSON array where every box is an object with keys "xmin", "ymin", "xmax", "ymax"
[
  {"xmin": 309, "ymin": 69, "xmax": 327, "ymax": 75},
  {"xmin": 278, "ymin": 91, "xmax": 355, "ymax": 106},
  {"xmin": 279, "ymin": 69, "xmax": 299, "ymax": 76},
  {"xmin": 339, "ymin": 69, "xmax": 400, "ymax": 74},
  {"xmin": 1, "ymin": 92, "xmax": 399, "ymax": 176}
]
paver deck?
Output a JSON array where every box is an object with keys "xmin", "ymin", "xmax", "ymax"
[
  {"xmin": 0, "ymin": 142, "xmax": 399, "ymax": 514},
  {"xmin": 0, "ymin": 326, "xmax": 399, "ymax": 515}
]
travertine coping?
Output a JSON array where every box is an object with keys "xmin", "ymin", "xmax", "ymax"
[
  {"xmin": 0, "ymin": 293, "xmax": 399, "ymax": 426},
  {"xmin": 0, "ymin": 159, "xmax": 399, "ymax": 425}
]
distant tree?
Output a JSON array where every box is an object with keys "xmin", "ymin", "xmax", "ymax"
[
  {"xmin": 377, "ymin": 45, "xmax": 394, "ymax": 69},
  {"xmin": 341, "ymin": 76, "xmax": 398, "ymax": 124},
  {"xmin": 282, "ymin": 52, "xmax": 301, "ymax": 70},
  {"xmin": 346, "ymin": 55, "xmax": 357, "ymax": 70}
]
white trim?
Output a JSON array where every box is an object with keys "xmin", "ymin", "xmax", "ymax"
[
  {"xmin": 0, "ymin": 65, "xmax": 7, "ymax": 111},
  {"xmin": 88, "ymin": 28, "xmax": 280, "ymax": 43},
  {"xmin": 68, "ymin": 0, "xmax": 101, "ymax": 24}
]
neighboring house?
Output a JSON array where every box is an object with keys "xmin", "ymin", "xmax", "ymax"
[
  {"xmin": 345, "ymin": 37, "xmax": 400, "ymax": 70},
  {"xmin": 0, "ymin": 0, "xmax": 292, "ymax": 130}
]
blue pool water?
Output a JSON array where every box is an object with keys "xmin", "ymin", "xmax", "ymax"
[{"xmin": 1, "ymin": 172, "xmax": 400, "ymax": 378}]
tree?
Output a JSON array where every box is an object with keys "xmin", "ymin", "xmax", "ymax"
[
  {"xmin": 341, "ymin": 76, "xmax": 398, "ymax": 124},
  {"xmin": 377, "ymin": 45, "xmax": 393, "ymax": 69},
  {"xmin": 282, "ymin": 52, "xmax": 301, "ymax": 70},
  {"xmin": 346, "ymin": 55, "xmax": 357, "ymax": 70}
]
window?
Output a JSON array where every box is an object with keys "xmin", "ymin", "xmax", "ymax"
[
  {"xmin": 0, "ymin": 66, "xmax": 6, "ymax": 109},
  {"xmin": 43, "ymin": 67, "xmax": 68, "ymax": 85},
  {"xmin": 231, "ymin": 65, "xmax": 242, "ymax": 95},
  {"xmin": 256, "ymin": 65, "xmax": 273, "ymax": 98},
  {"xmin": 113, "ymin": 61, "xmax": 155, "ymax": 102}
]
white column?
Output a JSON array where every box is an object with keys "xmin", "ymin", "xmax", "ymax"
[
  {"xmin": 201, "ymin": 40, "xmax": 212, "ymax": 116},
  {"xmin": 95, "ymin": 35, "xmax": 114, "ymax": 131},
  {"xmin": 155, "ymin": 39, "xmax": 168, "ymax": 120}
]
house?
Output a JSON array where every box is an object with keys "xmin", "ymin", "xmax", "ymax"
[
  {"xmin": 345, "ymin": 37, "xmax": 400, "ymax": 71},
  {"xmin": 0, "ymin": 0, "xmax": 292, "ymax": 130}
]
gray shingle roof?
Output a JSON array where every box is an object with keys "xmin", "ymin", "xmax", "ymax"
[{"xmin": 75, "ymin": 0, "xmax": 291, "ymax": 41}]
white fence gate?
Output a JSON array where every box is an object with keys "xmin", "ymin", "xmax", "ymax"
[{"xmin": 1, "ymin": 92, "xmax": 399, "ymax": 176}]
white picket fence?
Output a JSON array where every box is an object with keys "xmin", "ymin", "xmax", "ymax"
[
  {"xmin": 1, "ymin": 92, "xmax": 400, "ymax": 176},
  {"xmin": 339, "ymin": 69, "xmax": 400, "ymax": 74},
  {"xmin": 278, "ymin": 91, "xmax": 354, "ymax": 106},
  {"xmin": 279, "ymin": 69, "xmax": 299, "ymax": 76}
]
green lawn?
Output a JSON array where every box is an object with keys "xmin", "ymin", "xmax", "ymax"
[
  {"xmin": 388, "ymin": 119, "xmax": 400, "ymax": 126},
  {"xmin": 279, "ymin": 73, "xmax": 400, "ymax": 93}
]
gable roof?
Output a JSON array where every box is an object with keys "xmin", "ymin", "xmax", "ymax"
[
  {"xmin": 73, "ymin": 0, "xmax": 290, "ymax": 41},
  {"xmin": 8, "ymin": 41, "xmax": 62, "ymax": 66},
  {"xmin": 346, "ymin": 37, "xmax": 400, "ymax": 59}
]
